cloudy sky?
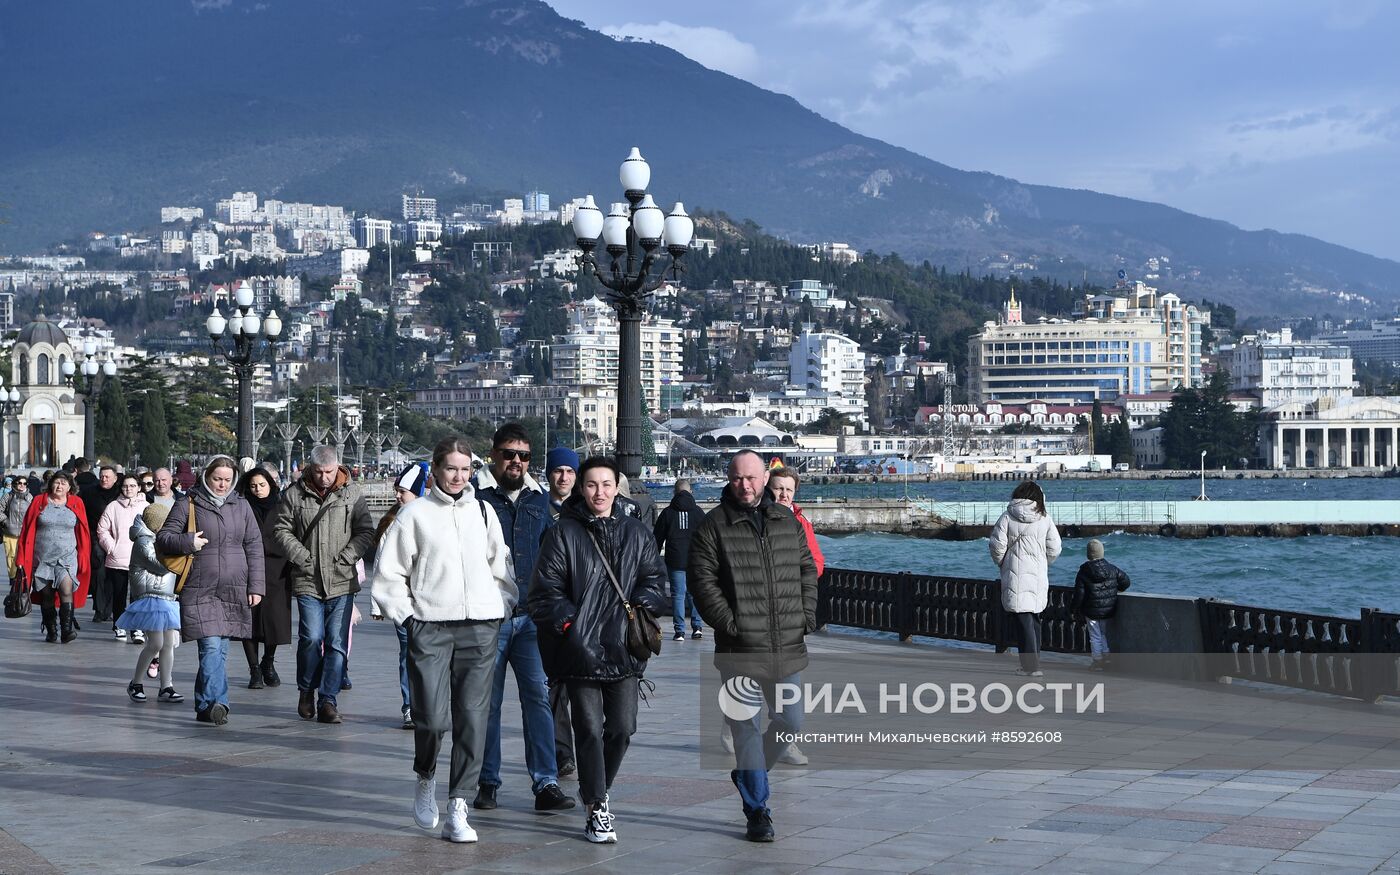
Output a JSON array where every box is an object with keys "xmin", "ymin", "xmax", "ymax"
[{"xmin": 549, "ymin": 0, "xmax": 1400, "ymax": 262}]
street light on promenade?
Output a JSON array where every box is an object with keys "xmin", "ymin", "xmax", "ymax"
[
  {"xmin": 0, "ymin": 377, "xmax": 20, "ymax": 465},
  {"xmin": 62, "ymin": 334, "xmax": 118, "ymax": 461},
  {"xmin": 206, "ymin": 282, "xmax": 282, "ymax": 462},
  {"xmin": 571, "ymin": 147, "xmax": 694, "ymax": 480}
]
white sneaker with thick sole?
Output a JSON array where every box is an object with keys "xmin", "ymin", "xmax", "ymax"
[
  {"xmin": 585, "ymin": 797, "xmax": 617, "ymax": 843},
  {"xmin": 131, "ymin": 630, "xmax": 146, "ymax": 644},
  {"xmin": 114, "ymin": 629, "xmax": 127, "ymax": 641},
  {"xmin": 778, "ymin": 743, "xmax": 809, "ymax": 766},
  {"xmin": 414, "ymin": 777, "xmax": 439, "ymax": 830},
  {"xmin": 442, "ymin": 797, "xmax": 478, "ymax": 843}
]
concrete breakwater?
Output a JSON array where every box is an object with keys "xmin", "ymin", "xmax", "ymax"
[{"xmin": 805, "ymin": 466, "xmax": 1400, "ymax": 485}]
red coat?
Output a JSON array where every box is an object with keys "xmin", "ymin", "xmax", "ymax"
[
  {"xmin": 792, "ymin": 503, "xmax": 825, "ymax": 578},
  {"xmin": 15, "ymin": 493, "xmax": 92, "ymax": 608}
]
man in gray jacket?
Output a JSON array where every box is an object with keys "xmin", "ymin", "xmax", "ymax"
[{"xmin": 271, "ymin": 445, "xmax": 375, "ymax": 724}]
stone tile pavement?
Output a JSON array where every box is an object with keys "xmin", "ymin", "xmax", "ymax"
[{"xmin": 2, "ymin": 611, "xmax": 1400, "ymax": 874}]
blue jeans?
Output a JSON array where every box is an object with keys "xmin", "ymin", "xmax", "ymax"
[
  {"xmin": 729, "ymin": 672, "xmax": 802, "ymax": 816},
  {"xmin": 194, "ymin": 636, "xmax": 230, "ymax": 714},
  {"xmin": 669, "ymin": 570, "xmax": 703, "ymax": 636},
  {"xmin": 296, "ymin": 594, "xmax": 353, "ymax": 706},
  {"xmin": 480, "ymin": 614, "xmax": 558, "ymax": 793},
  {"xmin": 396, "ymin": 622, "xmax": 411, "ymax": 709},
  {"xmin": 1086, "ymin": 618, "xmax": 1110, "ymax": 656}
]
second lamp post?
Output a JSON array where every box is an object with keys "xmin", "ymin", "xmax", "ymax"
[
  {"xmin": 207, "ymin": 281, "xmax": 282, "ymax": 462},
  {"xmin": 63, "ymin": 335, "xmax": 118, "ymax": 462}
]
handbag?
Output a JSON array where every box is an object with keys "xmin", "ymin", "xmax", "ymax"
[
  {"xmin": 4, "ymin": 566, "xmax": 32, "ymax": 619},
  {"xmin": 158, "ymin": 498, "xmax": 197, "ymax": 593},
  {"xmin": 585, "ymin": 529, "xmax": 662, "ymax": 662}
]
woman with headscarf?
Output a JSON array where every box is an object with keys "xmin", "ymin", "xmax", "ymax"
[
  {"xmin": 237, "ymin": 467, "xmax": 289, "ymax": 689},
  {"xmin": 989, "ymin": 480, "xmax": 1062, "ymax": 677},
  {"xmin": 157, "ymin": 456, "xmax": 265, "ymax": 725},
  {"xmin": 15, "ymin": 472, "xmax": 91, "ymax": 644}
]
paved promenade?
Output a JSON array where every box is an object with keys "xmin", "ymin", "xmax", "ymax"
[{"xmin": 3, "ymin": 611, "xmax": 1400, "ymax": 874}]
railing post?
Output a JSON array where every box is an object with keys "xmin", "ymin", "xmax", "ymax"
[
  {"xmin": 816, "ymin": 569, "xmax": 830, "ymax": 629},
  {"xmin": 897, "ymin": 571, "xmax": 914, "ymax": 642},
  {"xmin": 1360, "ymin": 607, "xmax": 1385, "ymax": 704}
]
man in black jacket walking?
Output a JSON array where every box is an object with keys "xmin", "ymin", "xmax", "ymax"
[
  {"xmin": 653, "ymin": 479, "xmax": 704, "ymax": 642},
  {"xmin": 688, "ymin": 450, "xmax": 818, "ymax": 843}
]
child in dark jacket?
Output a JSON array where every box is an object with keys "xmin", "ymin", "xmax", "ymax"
[{"xmin": 1071, "ymin": 539, "xmax": 1131, "ymax": 669}]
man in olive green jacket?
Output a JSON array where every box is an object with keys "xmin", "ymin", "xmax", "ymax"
[
  {"xmin": 688, "ymin": 449, "xmax": 817, "ymax": 843},
  {"xmin": 271, "ymin": 445, "xmax": 375, "ymax": 724}
]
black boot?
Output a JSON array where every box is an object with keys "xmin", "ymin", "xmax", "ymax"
[
  {"xmin": 59, "ymin": 604, "xmax": 77, "ymax": 643},
  {"xmin": 41, "ymin": 603, "xmax": 58, "ymax": 643}
]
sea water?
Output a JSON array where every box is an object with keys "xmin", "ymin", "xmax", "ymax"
[{"xmin": 658, "ymin": 475, "xmax": 1399, "ymax": 617}]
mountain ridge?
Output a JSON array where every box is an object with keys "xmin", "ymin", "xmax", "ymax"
[{"xmin": 1, "ymin": 0, "xmax": 1395, "ymax": 315}]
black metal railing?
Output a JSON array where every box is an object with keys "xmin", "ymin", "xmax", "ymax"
[
  {"xmin": 818, "ymin": 567, "xmax": 1399, "ymax": 701},
  {"xmin": 1198, "ymin": 600, "xmax": 1400, "ymax": 701},
  {"xmin": 818, "ymin": 567, "xmax": 1088, "ymax": 654}
]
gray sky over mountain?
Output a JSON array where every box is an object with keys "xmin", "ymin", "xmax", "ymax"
[{"xmin": 550, "ymin": 0, "xmax": 1400, "ymax": 262}]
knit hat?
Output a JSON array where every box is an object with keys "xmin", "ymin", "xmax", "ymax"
[
  {"xmin": 1086, "ymin": 539, "xmax": 1104, "ymax": 560},
  {"xmin": 143, "ymin": 503, "xmax": 172, "ymax": 533},
  {"xmin": 395, "ymin": 462, "xmax": 429, "ymax": 498},
  {"xmin": 546, "ymin": 446, "xmax": 580, "ymax": 474}
]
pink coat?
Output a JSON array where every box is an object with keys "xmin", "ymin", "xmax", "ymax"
[{"xmin": 97, "ymin": 494, "xmax": 149, "ymax": 570}]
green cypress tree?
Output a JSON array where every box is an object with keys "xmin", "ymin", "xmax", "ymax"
[
  {"xmin": 96, "ymin": 377, "xmax": 133, "ymax": 465},
  {"xmin": 136, "ymin": 389, "xmax": 171, "ymax": 470}
]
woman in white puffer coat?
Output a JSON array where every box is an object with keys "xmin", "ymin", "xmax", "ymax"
[{"xmin": 989, "ymin": 480, "xmax": 1062, "ymax": 676}]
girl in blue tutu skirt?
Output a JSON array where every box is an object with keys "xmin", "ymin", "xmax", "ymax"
[{"xmin": 117, "ymin": 503, "xmax": 184, "ymax": 703}]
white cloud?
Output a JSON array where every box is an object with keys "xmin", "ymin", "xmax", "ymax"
[
  {"xmin": 789, "ymin": 0, "xmax": 1097, "ymax": 91},
  {"xmin": 599, "ymin": 21, "xmax": 761, "ymax": 79}
]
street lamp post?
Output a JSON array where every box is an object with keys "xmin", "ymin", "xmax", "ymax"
[
  {"xmin": 206, "ymin": 282, "xmax": 283, "ymax": 462},
  {"xmin": 1198, "ymin": 449, "xmax": 1208, "ymax": 501},
  {"xmin": 571, "ymin": 147, "xmax": 694, "ymax": 480},
  {"xmin": 0, "ymin": 377, "xmax": 20, "ymax": 466},
  {"xmin": 63, "ymin": 335, "xmax": 118, "ymax": 461}
]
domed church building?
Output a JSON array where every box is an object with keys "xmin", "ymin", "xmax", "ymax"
[{"xmin": 5, "ymin": 315, "xmax": 85, "ymax": 469}]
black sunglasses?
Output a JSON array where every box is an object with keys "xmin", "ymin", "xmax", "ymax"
[
  {"xmin": 494, "ymin": 448, "xmax": 531, "ymax": 462},
  {"xmin": 141, "ymin": 481, "xmax": 154, "ymax": 488}
]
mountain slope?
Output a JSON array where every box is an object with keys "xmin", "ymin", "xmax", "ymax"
[{"xmin": 1, "ymin": 0, "xmax": 1396, "ymax": 314}]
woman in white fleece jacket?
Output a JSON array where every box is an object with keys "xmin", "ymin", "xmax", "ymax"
[{"xmin": 370, "ymin": 436, "xmax": 516, "ymax": 846}]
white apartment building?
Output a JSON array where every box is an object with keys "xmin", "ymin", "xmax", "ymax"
[
  {"xmin": 525, "ymin": 191, "xmax": 550, "ymax": 212},
  {"xmin": 340, "ymin": 248, "xmax": 370, "ymax": 274},
  {"xmin": 787, "ymin": 280, "xmax": 847, "ymax": 310},
  {"xmin": 402, "ymin": 194, "xmax": 437, "ymax": 221},
  {"xmin": 1231, "ymin": 328, "xmax": 1354, "ymax": 408},
  {"xmin": 247, "ymin": 275, "xmax": 302, "ymax": 308},
  {"xmin": 699, "ymin": 387, "xmax": 867, "ymax": 428},
  {"xmin": 409, "ymin": 220, "xmax": 442, "ymax": 244},
  {"xmin": 190, "ymin": 229, "xmax": 220, "ymax": 263},
  {"xmin": 219, "ymin": 191, "xmax": 258, "ymax": 223},
  {"xmin": 790, "ymin": 331, "xmax": 864, "ymax": 398},
  {"xmin": 160, "ymin": 230, "xmax": 187, "ymax": 255},
  {"xmin": 549, "ymin": 297, "xmax": 683, "ymax": 413},
  {"xmin": 356, "ymin": 216, "xmax": 393, "ymax": 249},
  {"xmin": 968, "ymin": 284, "xmax": 1209, "ymax": 404},
  {"xmin": 500, "ymin": 199, "xmax": 524, "ymax": 226},
  {"xmin": 161, "ymin": 206, "xmax": 204, "ymax": 223},
  {"xmin": 1316, "ymin": 320, "xmax": 1400, "ymax": 366},
  {"xmin": 250, "ymin": 230, "xmax": 281, "ymax": 260}
]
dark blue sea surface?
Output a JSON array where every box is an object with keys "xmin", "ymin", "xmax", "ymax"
[{"xmin": 819, "ymin": 531, "xmax": 1400, "ymax": 618}]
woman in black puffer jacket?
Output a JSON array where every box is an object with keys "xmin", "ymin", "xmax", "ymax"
[{"xmin": 528, "ymin": 456, "xmax": 667, "ymax": 845}]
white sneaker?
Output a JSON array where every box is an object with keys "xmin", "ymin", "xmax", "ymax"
[
  {"xmin": 585, "ymin": 796, "xmax": 617, "ymax": 843},
  {"xmin": 442, "ymin": 797, "xmax": 478, "ymax": 843},
  {"xmin": 131, "ymin": 630, "xmax": 146, "ymax": 644},
  {"xmin": 414, "ymin": 777, "xmax": 439, "ymax": 829},
  {"xmin": 778, "ymin": 743, "xmax": 809, "ymax": 766},
  {"xmin": 721, "ymin": 722, "xmax": 735, "ymax": 754},
  {"xmin": 114, "ymin": 629, "xmax": 127, "ymax": 641}
]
